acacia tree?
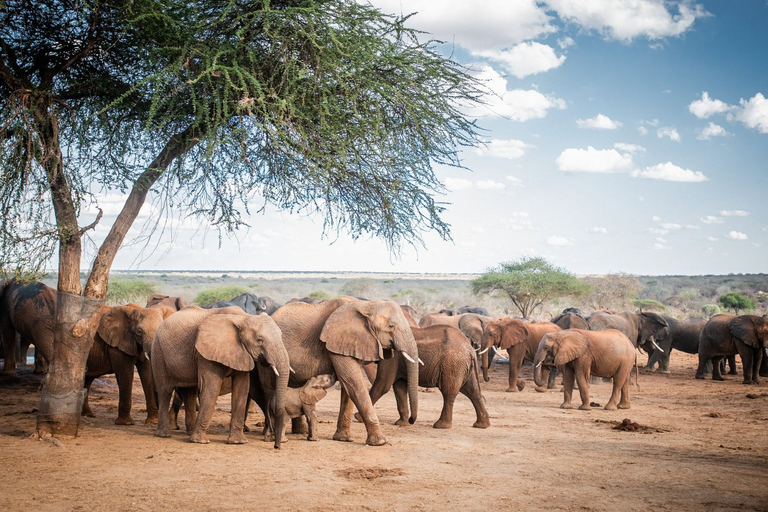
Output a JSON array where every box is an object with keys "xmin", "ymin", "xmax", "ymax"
[
  {"xmin": 718, "ymin": 292, "xmax": 756, "ymax": 314},
  {"xmin": 471, "ymin": 257, "xmax": 589, "ymax": 319},
  {"xmin": 0, "ymin": 0, "xmax": 484, "ymax": 437}
]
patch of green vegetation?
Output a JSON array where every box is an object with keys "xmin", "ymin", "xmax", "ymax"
[
  {"xmin": 194, "ymin": 285, "xmax": 251, "ymax": 306},
  {"xmin": 107, "ymin": 278, "xmax": 157, "ymax": 305},
  {"xmin": 308, "ymin": 290, "xmax": 332, "ymax": 301}
]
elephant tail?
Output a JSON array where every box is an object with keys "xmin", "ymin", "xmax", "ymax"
[{"xmin": 634, "ymin": 350, "xmax": 640, "ymax": 390}]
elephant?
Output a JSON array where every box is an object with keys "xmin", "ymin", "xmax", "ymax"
[
  {"xmin": 534, "ymin": 329, "xmax": 636, "ymax": 410},
  {"xmin": 479, "ymin": 318, "xmax": 560, "ymax": 391},
  {"xmin": 202, "ymin": 293, "xmax": 282, "ymax": 315},
  {"xmin": 400, "ymin": 305, "xmax": 420, "ymax": 326},
  {"xmin": 268, "ymin": 374, "xmax": 335, "ymax": 442},
  {"xmin": 551, "ymin": 308, "xmax": 589, "ymax": 330},
  {"xmin": 696, "ymin": 314, "xmax": 768, "ymax": 384},
  {"xmin": 644, "ymin": 316, "xmax": 708, "ymax": 373},
  {"xmin": 146, "ymin": 294, "xmax": 186, "ymax": 310},
  {"xmin": 0, "ymin": 280, "xmax": 55, "ymax": 376},
  {"xmin": 151, "ymin": 306, "xmax": 289, "ymax": 446},
  {"xmin": 587, "ymin": 311, "xmax": 668, "ymax": 349},
  {"xmin": 458, "ymin": 305, "xmax": 491, "ymax": 317},
  {"xmin": 367, "ymin": 324, "xmax": 489, "ymax": 429},
  {"xmin": 82, "ymin": 304, "xmax": 174, "ymax": 425},
  {"xmin": 260, "ymin": 297, "xmax": 419, "ymax": 446}
]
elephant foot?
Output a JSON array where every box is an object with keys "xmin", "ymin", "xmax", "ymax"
[
  {"xmin": 534, "ymin": 386, "xmax": 547, "ymax": 393},
  {"xmin": 154, "ymin": 429, "xmax": 172, "ymax": 438},
  {"xmin": 365, "ymin": 433, "xmax": 388, "ymax": 446},
  {"xmin": 353, "ymin": 412, "xmax": 363, "ymax": 423},
  {"xmin": 394, "ymin": 418, "xmax": 411, "ymax": 427},
  {"xmin": 560, "ymin": 403, "xmax": 573, "ymax": 410},
  {"xmin": 617, "ymin": 402, "xmax": 631, "ymax": 409},
  {"xmin": 307, "ymin": 435, "xmax": 319, "ymax": 442},
  {"xmin": 114, "ymin": 416, "xmax": 135, "ymax": 426},
  {"xmin": 433, "ymin": 420, "xmax": 452, "ymax": 429},
  {"xmin": 190, "ymin": 432, "xmax": 210, "ymax": 444},
  {"xmin": 332, "ymin": 430, "xmax": 354, "ymax": 443},
  {"xmin": 728, "ymin": 370, "xmax": 739, "ymax": 375},
  {"xmin": 660, "ymin": 370, "xmax": 670, "ymax": 375},
  {"xmin": 472, "ymin": 419, "xmax": 490, "ymax": 429},
  {"xmin": 712, "ymin": 375, "xmax": 725, "ymax": 381},
  {"xmin": 603, "ymin": 403, "xmax": 617, "ymax": 411},
  {"xmin": 578, "ymin": 404, "xmax": 592, "ymax": 411},
  {"xmin": 694, "ymin": 374, "xmax": 705, "ymax": 380},
  {"xmin": 517, "ymin": 380, "xmax": 526, "ymax": 391},
  {"xmin": 226, "ymin": 432, "xmax": 248, "ymax": 444},
  {"xmin": 145, "ymin": 415, "xmax": 158, "ymax": 426},
  {"xmin": 742, "ymin": 380, "xmax": 759, "ymax": 386},
  {"xmin": 505, "ymin": 387, "xmax": 519, "ymax": 393}
]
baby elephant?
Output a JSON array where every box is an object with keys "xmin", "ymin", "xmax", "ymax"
[{"xmin": 269, "ymin": 374, "xmax": 335, "ymax": 441}]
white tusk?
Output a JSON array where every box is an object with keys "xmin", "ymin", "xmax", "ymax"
[
  {"xmin": 477, "ymin": 347, "xmax": 489, "ymax": 355},
  {"xmin": 401, "ymin": 352, "xmax": 416, "ymax": 364},
  {"xmin": 289, "ymin": 366, "xmax": 296, "ymax": 374},
  {"xmin": 535, "ymin": 361, "xmax": 543, "ymax": 369},
  {"xmin": 418, "ymin": 358, "xmax": 425, "ymax": 366},
  {"xmin": 272, "ymin": 365, "xmax": 280, "ymax": 377},
  {"xmin": 651, "ymin": 339, "xmax": 664, "ymax": 353}
]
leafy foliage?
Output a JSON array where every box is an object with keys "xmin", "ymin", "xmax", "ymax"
[
  {"xmin": 194, "ymin": 285, "xmax": 250, "ymax": 306},
  {"xmin": 701, "ymin": 304, "xmax": 721, "ymax": 318},
  {"xmin": 106, "ymin": 279, "xmax": 158, "ymax": 305},
  {"xmin": 633, "ymin": 299, "xmax": 667, "ymax": 313},
  {"xmin": 470, "ymin": 257, "xmax": 589, "ymax": 319},
  {"xmin": 718, "ymin": 292, "xmax": 756, "ymax": 314},
  {"xmin": 307, "ymin": 290, "xmax": 332, "ymax": 301}
]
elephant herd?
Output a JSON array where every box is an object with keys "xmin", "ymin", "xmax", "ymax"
[{"xmin": 1, "ymin": 278, "xmax": 767, "ymax": 449}]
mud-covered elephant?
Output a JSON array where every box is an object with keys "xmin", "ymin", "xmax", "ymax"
[
  {"xmin": 151, "ymin": 306, "xmax": 289, "ymax": 446},
  {"xmin": 534, "ymin": 329, "xmax": 635, "ymax": 410},
  {"xmin": 82, "ymin": 304, "xmax": 175, "ymax": 425},
  {"xmin": 644, "ymin": 316, "xmax": 707, "ymax": 373},
  {"xmin": 0, "ymin": 280, "xmax": 56, "ymax": 376},
  {"xmin": 587, "ymin": 311, "xmax": 668, "ymax": 349},
  {"xmin": 696, "ymin": 314, "xmax": 768, "ymax": 384},
  {"xmin": 552, "ymin": 308, "xmax": 589, "ymax": 330},
  {"xmin": 367, "ymin": 324, "xmax": 489, "ymax": 429},
  {"xmin": 260, "ymin": 297, "xmax": 419, "ymax": 446},
  {"xmin": 480, "ymin": 317, "xmax": 560, "ymax": 391},
  {"xmin": 146, "ymin": 294, "xmax": 186, "ymax": 310}
]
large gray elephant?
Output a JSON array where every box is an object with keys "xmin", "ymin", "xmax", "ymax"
[
  {"xmin": 534, "ymin": 329, "xmax": 636, "ymax": 410},
  {"xmin": 366, "ymin": 324, "xmax": 489, "ymax": 429},
  {"xmin": 83, "ymin": 303, "xmax": 175, "ymax": 425},
  {"xmin": 696, "ymin": 314, "xmax": 768, "ymax": 384},
  {"xmin": 0, "ymin": 280, "xmax": 55, "ymax": 376},
  {"xmin": 587, "ymin": 311, "xmax": 668, "ymax": 349},
  {"xmin": 551, "ymin": 308, "xmax": 589, "ymax": 330},
  {"xmin": 644, "ymin": 316, "xmax": 707, "ymax": 373},
  {"xmin": 151, "ymin": 306, "xmax": 289, "ymax": 447},
  {"xmin": 202, "ymin": 293, "xmax": 282, "ymax": 315},
  {"xmin": 263, "ymin": 297, "xmax": 419, "ymax": 446}
]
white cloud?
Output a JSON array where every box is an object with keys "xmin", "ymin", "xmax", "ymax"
[
  {"xmin": 660, "ymin": 223, "xmax": 682, "ymax": 230},
  {"xmin": 725, "ymin": 231, "xmax": 748, "ymax": 240},
  {"xmin": 657, "ymin": 126, "xmax": 681, "ymax": 142},
  {"xmin": 576, "ymin": 113, "xmax": 622, "ymax": 129},
  {"xmin": 478, "ymin": 41, "xmax": 566, "ymax": 78},
  {"xmin": 733, "ymin": 93, "xmax": 768, "ymax": 133},
  {"xmin": 697, "ymin": 122, "xmax": 729, "ymax": 140},
  {"xmin": 588, "ymin": 226, "xmax": 608, "ymax": 234},
  {"xmin": 556, "ymin": 146, "xmax": 634, "ymax": 173},
  {"xmin": 477, "ymin": 139, "xmax": 532, "ymax": 159},
  {"xmin": 720, "ymin": 210, "xmax": 749, "ymax": 217},
  {"xmin": 655, "ymin": 237, "xmax": 667, "ymax": 244},
  {"xmin": 547, "ymin": 0, "xmax": 709, "ymax": 42},
  {"xmin": 547, "ymin": 235, "xmax": 575, "ymax": 246},
  {"xmin": 501, "ymin": 212, "xmax": 533, "ymax": 230},
  {"xmin": 649, "ymin": 228, "xmax": 669, "ymax": 235},
  {"xmin": 689, "ymin": 92, "xmax": 732, "ymax": 119},
  {"xmin": 638, "ymin": 126, "xmax": 649, "ymax": 136},
  {"xmin": 701, "ymin": 216, "xmax": 723, "ymax": 224},
  {"xmin": 444, "ymin": 177, "xmax": 474, "ymax": 191},
  {"xmin": 505, "ymin": 175, "xmax": 524, "ymax": 187},
  {"xmin": 558, "ymin": 36, "xmax": 575, "ymax": 49},
  {"xmin": 470, "ymin": 65, "xmax": 567, "ymax": 121},
  {"xmin": 614, "ymin": 142, "xmax": 645, "ymax": 153},
  {"xmin": 652, "ymin": 216, "xmax": 661, "ymax": 221},
  {"xmin": 631, "ymin": 162, "xmax": 708, "ymax": 182},
  {"xmin": 707, "ymin": 236, "xmax": 719, "ymax": 242},
  {"xmin": 476, "ymin": 180, "xmax": 506, "ymax": 190}
]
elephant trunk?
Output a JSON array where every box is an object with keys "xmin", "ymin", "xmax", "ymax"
[
  {"xmin": 533, "ymin": 349, "xmax": 547, "ymax": 388},
  {"xmin": 395, "ymin": 328, "xmax": 419, "ymax": 424},
  {"xmin": 479, "ymin": 332, "xmax": 494, "ymax": 382},
  {"xmin": 265, "ymin": 345, "xmax": 290, "ymax": 450}
]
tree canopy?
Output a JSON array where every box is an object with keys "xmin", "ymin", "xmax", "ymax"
[
  {"xmin": 718, "ymin": 292, "xmax": 756, "ymax": 314},
  {"xmin": 470, "ymin": 257, "xmax": 589, "ymax": 319}
]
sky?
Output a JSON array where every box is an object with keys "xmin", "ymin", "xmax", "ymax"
[{"xmin": 82, "ymin": 0, "xmax": 768, "ymax": 276}]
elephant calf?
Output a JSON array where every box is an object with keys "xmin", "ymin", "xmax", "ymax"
[{"xmin": 268, "ymin": 374, "xmax": 335, "ymax": 441}]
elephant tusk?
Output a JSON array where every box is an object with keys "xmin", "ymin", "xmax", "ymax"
[
  {"xmin": 289, "ymin": 366, "xmax": 296, "ymax": 374},
  {"xmin": 418, "ymin": 358, "xmax": 425, "ymax": 366},
  {"xmin": 651, "ymin": 339, "xmax": 664, "ymax": 353},
  {"xmin": 401, "ymin": 351, "xmax": 416, "ymax": 364},
  {"xmin": 535, "ymin": 361, "xmax": 543, "ymax": 369},
  {"xmin": 271, "ymin": 365, "xmax": 280, "ymax": 377},
  {"xmin": 477, "ymin": 347, "xmax": 489, "ymax": 355}
]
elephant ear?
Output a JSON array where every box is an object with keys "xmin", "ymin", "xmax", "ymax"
[
  {"xmin": 320, "ymin": 302, "xmax": 383, "ymax": 362},
  {"xmin": 498, "ymin": 320, "xmax": 528, "ymax": 350},
  {"xmin": 554, "ymin": 332, "xmax": 589, "ymax": 366},
  {"xmin": 730, "ymin": 316, "xmax": 761, "ymax": 348},
  {"xmin": 195, "ymin": 315, "xmax": 254, "ymax": 371},
  {"xmin": 299, "ymin": 378, "xmax": 329, "ymax": 405},
  {"xmin": 97, "ymin": 305, "xmax": 140, "ymax": 357}
]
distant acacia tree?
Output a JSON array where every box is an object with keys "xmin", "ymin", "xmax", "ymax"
[
  {"xmin": 718, "ymin": 292, "xmax": 756, "ymax": 314},
  {"xmin": 0, "ymin": 0, "xmax": 484, "ymax": 436},
  {"xmin": 583, "ymin": 273, "xmax": 641, "ymax": 311},
  {"xmin": 470, "ymin": 257, "xmax": 589, "ymax": 319}
]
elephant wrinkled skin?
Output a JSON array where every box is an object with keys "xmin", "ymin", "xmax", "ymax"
[{"xmin": 696, "ymin": 314, "xmax": 768, "ymax": 384}]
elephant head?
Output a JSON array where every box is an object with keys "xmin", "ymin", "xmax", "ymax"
[
  {"xmin": 637, "ymin": 312, "xmax": 669, "ymax": 348},
  {"xmin": 533, "ymin": 330, "xmax": 589, "ymax": 387},
  {"xmin": 97, "ymin": 304, "xmax": 175, "ymax": 359},
  {"xmin": 478, "ymin": 317, "xmax": 525, "ymax": 382},
  {"xmin": 299, "ymin": 374, "xmax": 336, "ymax": 405},
  {"xmin": 458, "ymin": 313, "xmax": 492, "ymax": 349},
  {"xmin": 195, "ymin": 313, "xmax": 290, "ymax": 448},
  {"xmin": 320, "ymin": 300, "xmax": 419, "ymax": 424},
  {"xmin": 730, "ymin": 315, "xmax": 768, "ymax": 348}
]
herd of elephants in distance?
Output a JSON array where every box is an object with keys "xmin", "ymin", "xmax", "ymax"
[{"xmin": 1, "ymin": 278, "xmax": 767, "ymax": 447}]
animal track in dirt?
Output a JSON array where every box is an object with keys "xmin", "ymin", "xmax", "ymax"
[
  {"xmin": 335, "ymin": 467, "xmax": 405, "ymax": 480},
  {"xmin": 595, "ymin": 418, "xmax": 670, "ymax": 433},
  {"xmin": 745, "ymin": 393, "xmax": 768, "ymax": 399}
]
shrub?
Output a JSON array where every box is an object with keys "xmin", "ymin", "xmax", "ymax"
[
  {"xmin": 107, "ymin": 278, "xmax": 157, "ymax": 305},
  {"xmin": 701, "ymin": 304, "xmax": 721, "ymax": 318},
  {"xmin": 194, "ymin": 285, "xmax": 250, "ymax": 306},
  {"xmin": 718, "ymin": 292, "xmax": 756, "ymax": 314},
  {"xmin": 307, "ymin": 290, "xmax": 332, "ymax": 301}
]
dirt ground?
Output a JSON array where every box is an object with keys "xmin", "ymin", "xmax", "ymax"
[{"xmin": 1, "ymin": 351, "xmax": 767, "ymax": 512}]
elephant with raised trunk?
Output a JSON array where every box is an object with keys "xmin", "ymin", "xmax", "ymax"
[
  {"xmin": 367, "ymin": 324, "xmax": 489, "ymax": 429},
  {"xmin": 261, "ymin": 298, "xmax": 419, "ymax": 446},
  {"xmin": 480, "ymin": 318, "xmax": 560, "ymax": 391},
  {"xmin": 151, "ymin": 306, "xmax": 289, "ymax": 447},
  {"xmin": 696, "ymin": 314, "xmax": 768, "ymax": 384},
  {"xmin": 534, "ymin": 329, "xmax": 635, "ymax": 410}
]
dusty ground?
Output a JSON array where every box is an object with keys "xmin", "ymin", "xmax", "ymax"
[{"xmin": 1, "ymin": 352, "xmax": 767, "ymax": 512}]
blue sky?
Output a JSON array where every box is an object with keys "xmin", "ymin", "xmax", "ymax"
[{"xmin": 84, "ymin": 0, "xmax": 768, "ymax": 276}]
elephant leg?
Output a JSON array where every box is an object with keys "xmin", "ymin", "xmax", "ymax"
[
  {"xmin": 574, "ymin": 368, "xmax": 591, "ymax": 410},
  {"xmin": 695, "ymin": 354, "xmax": 713, "ymax": 380},
  {"xmin": 506, "ymin": 355, "xmax": 522, "ymax": 392},
  {"xmin": 433, "ymin": 388, "xmax": 456, "ymax": 429},
  {"xmin": 760, "ymin": 354, "xmax": 768, "ymax": 378},
  {"xmin": 306, "ymin": 410, "xmax": 320, "ymax": 441},
  {"xmin": 1, "ymin": 323, "xmax": 17, "ymax": 376},
  {"xmin": 291, "ymin": 416, "xmax": 308, "ymax": 435},
  {"xmin": 711, "ymin": 356, "xmax": 725, "ymax": 381},
  {"xmin": 659, "ymin": 351, "xmax": 671, "ymax": 374},
  {"xmin": 604, "ymin": 375, "xmax": 622, "ymax": 410},
  {"xmin": 82, "ymin": 376, "xmax": 96, "ymax": 417},
  {"xmin": 226, "ymin": 372, "xmax": 250, "ymax": 444},
  {"xmin": 113, "ymin": 361, "xmax": 136, "ymax": 425},
  {"xmin": 546, "ymin": 367, "xmax": 558, "ymax": 389},
  {"xmin": 460, "ymin": 377, "xmax": 490, "ymax": 429},
  {"xmin": 191, "ymin": 371, "xmax": 224, "ymax": 444},
  {"xmin": 32, "ymin": 345, "xmax": 48, "ymax": 374},
  {"xmin": 154, "ymin": 384, "xmax": 174, "ymax": 438},
  {"xmin": 169, "ymin": 390, "xmax": 182, "ymax": 430},
  {"xmin": 391, "ymin": 379, "xmax": 411, "ymax": 426},
  {"xmin": 726, "ymin": 354, "xmax": 738, "ymax": 375},
  {"xmin": 178, "ymin": 387, "xmax": 198, "ymax": 435},
  {"xmin": 618, "ymin": 377, "xmax": 631, "ymax": 409},
  {"xmin": 330, "ymin": 354, "xmax": 386, "ymax": 446},
  {"xmin": 135, "ymin": 358, "xmax": 158, "ymax": 425},
  {"xmin": 560, "ymin": 366, "xmax": 575, "ymax": 409}
]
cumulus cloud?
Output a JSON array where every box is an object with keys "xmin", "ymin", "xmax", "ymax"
[
  {"xmin": 660, "ymin": 223, "xmax": 682, "ymax": 230},
  {"xmin": 588, "ymin": 226, "xmax": 608, "ymax": 234},
  {"xmin": 501, "ymin": 212, "xmax": 533, "ymax": 230},
  {"xmin": 477, "ymin": 139, "xmax": 532, "ymax": 159},
  {"xmin": 470, "ymin": 65, "xmax": 567, "ymax": 120},
  {"xmin": 547, "ymin": 235, "xmax": 575, "ymax": 246},
  {"xmin": 707, "ymin": 236, "xmax": 718, "ymax": 242},
  {"xmin": 630, "ymin": 162, "xmax": 708, "ymax": 182},
  {"xmin": 506, "ymin": 175, "xmax": 524, "ymax": 187},
  {"xmin": 720, "ymin": 210, "xmax": 749, "ymax": 217},
  {"xmin": 614, "ymin": 142, "xmax": 645, "ymax": 153},
  {"xmin": 689, "ymin": 92, "xmax": 732, "ymax": 119},
  {"xmin": 444, "ymin": 177, "xmax": 474, "ymax": 191},
  {"xmin": 733, "ymin": 93, "xmax": 768, "ymax": 133},
  {"xmin": 657, "ymin": 126, "xmax": 681, "ymax": 142},
  {"xmin": 546, "ymin": 0, "xmax": 709, "ymax": 42},
  {"xmin": 696, "ymin": 122, "xmax": 729, "ymax": 140},
  {"xmin": 478, "ymin": 41, "xmax": 566, "ymax": 78},
  {"xmin": 576, "ymin": 113, "xmax": 622, "ymax": 129},
  {"xmin": 638, "ymin": 126, "xmax": 649, "ymax": 136},
  {"xmin": 725, "ymin": 231, "xmax": 748, "ymax": 240},
  {"xmin": 476, "ymin": 180, "xmax": 506, "ymax": 190},
  {"xmin": 700, "ymin": 215, "xmax": 723, "ymax": 224},
  {"xmin": 556, "ymin": 146, "xmax": 634, "ymax": 173}
]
